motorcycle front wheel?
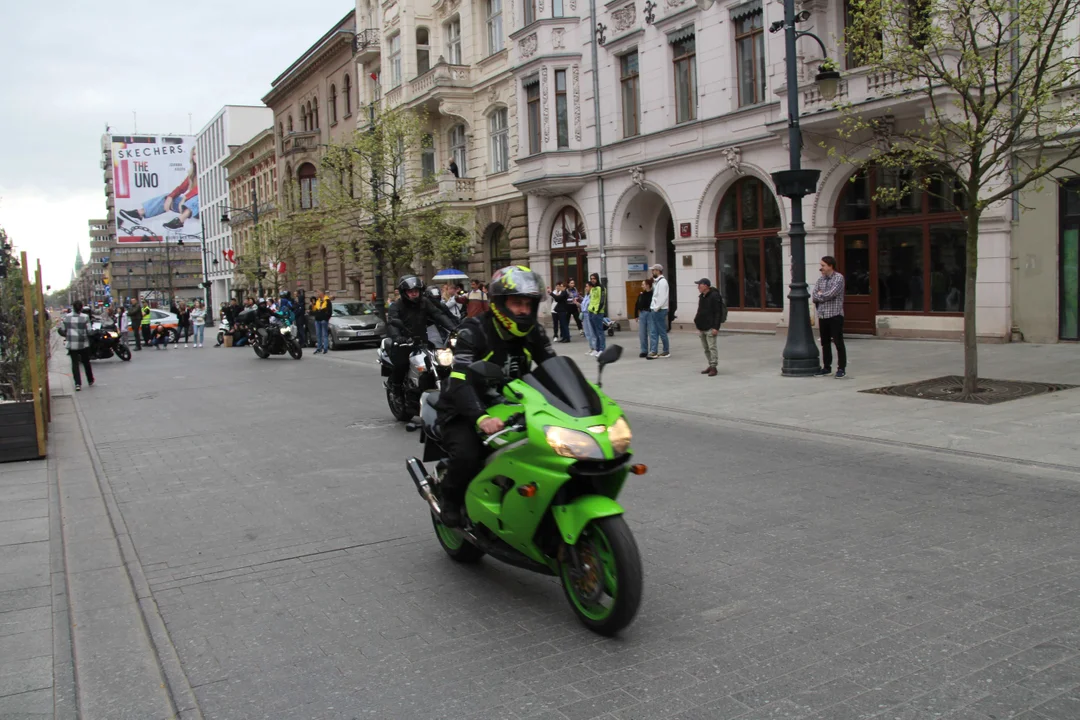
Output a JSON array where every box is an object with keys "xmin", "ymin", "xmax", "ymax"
[
  {"xmin": 560, "ymin": 516, "xmax": 642, "ymax": 636},
  {"xmin": 116, "ymin": 345, "xmax": 132, "ymax": 361},
  {"xmin": 287, "ymin": 340, "xmax": 303, "ymax": 360},
  {"xmin": 385, "ymin": 383, "xmax": 412, "ymax": 421}
]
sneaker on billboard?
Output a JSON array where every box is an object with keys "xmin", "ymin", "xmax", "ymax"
[
  {"xmin": 119, "ymin": 209, "xmax": 142, "ymax": 225},
  {"xmin": 163, "ymin": 218, "xmax": 184, "ymax": 230}
]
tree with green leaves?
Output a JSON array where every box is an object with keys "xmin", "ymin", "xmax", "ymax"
[
  {"xmin": 318, "ymin": 107, "xmax": 472, "ymax": 308},
  {"xmin": 832, "ymin": 0, "xmax": 1080, "ymax": 394},
  {"xmin": 234, "ymin": 196, "xmax": 329, "ymax": 297}
]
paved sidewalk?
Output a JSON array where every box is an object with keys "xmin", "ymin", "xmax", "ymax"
[{"xmin": 595, "ymin": 330, "xmax": 1080, "ymax": 468}]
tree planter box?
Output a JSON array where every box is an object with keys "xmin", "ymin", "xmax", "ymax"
[{"xmin": 0, "ymin": 401, "xmax": 43, "ymax": 462}]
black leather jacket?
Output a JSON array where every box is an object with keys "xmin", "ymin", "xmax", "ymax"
[
  {"xmin": 387, "ymin": 297, "xmax": 457, "ymax": 340},
  {"xmin": 437, "ymin": 312, "xmax": 556, "ymax": 424}
]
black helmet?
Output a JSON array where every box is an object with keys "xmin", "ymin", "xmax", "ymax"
[
  {"xmin": 425, "ymin": 286, "xmax": 443, "ymax": 302},
  {"xmin": 397, "ymin": 275, "xmax": 425, "ymax": 305},
  {"xmin": 279, "ymin": 290, "xmax": 290, "ymax": 299},
  {"xmin": 489, "ymin": 265, "xmax": 542, "ymax": 338}
]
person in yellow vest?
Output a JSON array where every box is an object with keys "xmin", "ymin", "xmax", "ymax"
[{"xmin": 141, "ymin": 302, "xmax": 152, "ymax": 348}]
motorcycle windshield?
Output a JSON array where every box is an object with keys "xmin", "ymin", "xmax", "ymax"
[{"xmin": 523, "ymin": 356, "xmax": 603, "ymax": 419}]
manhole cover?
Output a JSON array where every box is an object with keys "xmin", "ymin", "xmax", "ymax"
[{"xmin": 860, "ymin": 376, "xmax": 1079, "ymax": 405}]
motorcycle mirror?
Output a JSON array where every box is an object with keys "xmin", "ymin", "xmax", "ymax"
[
  {"xmin": 467, "ymin": 360, "xmax": 506, "ymax": 384},
  {"xmin": 597, "ymin": 345, "xmax": 623, "ymax": 366}
]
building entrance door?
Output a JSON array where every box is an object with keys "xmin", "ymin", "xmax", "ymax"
[
  {"xmin": 1061, "ymin": 181, "xmax": 1080, "ymax": 340},
  {"xmin": 837, "ymin": 233, "xmax": 875, "ymax": 334}
]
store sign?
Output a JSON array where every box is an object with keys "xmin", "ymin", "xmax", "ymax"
[
  {"xmin": 111, "ymin": 135, "xmax": 201, "ymax": 245},
  {"xmin": 627, "ymin": 254, "xmax": 648, "ymax": 272}
]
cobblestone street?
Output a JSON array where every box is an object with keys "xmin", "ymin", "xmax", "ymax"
[{"xmin": 6, "ymin": 340, "xmax": 1080, "ymax": 719}]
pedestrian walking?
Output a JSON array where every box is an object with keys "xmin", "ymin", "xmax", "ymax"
[
  {"xmin": 312, "ymin": 290, "xmax": 333, "ymax": 354},
  {"xmin": 58, "ymin": 301, "xmax": 94, "ymax": 391},
  {"xmin": 635, "ymin": 278, "xmax": 654, "ymax": 358},
  {"xmin": 586, "ymin": 277, "xmax": 606, "ymax": 355},
  {"xmin": 549, "ymin": 282, "xmax": 571, "ymax": 342},
  {"xmin": 693, "ymin": 278, "xmax": 725, "ymax": 377},
  {"xmin": 127, "ymin": 301, "xmax": 143, "ymax": 351},
  {"xmin": 191, "ymin": 301, "xmax": 206, "ymax": 347},
  {"xmin": 647, "ymin": 264, "xmax": 671, "ymax": 359},
  {"xmin": 813, "ymin": 255, "xmax": 847, "ymax": 378}
]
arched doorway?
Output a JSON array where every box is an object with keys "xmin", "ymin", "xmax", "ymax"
[
  {"xmin": 835, "ymin": 167, "xmax": 967, "ymax": 334},
  {"xmin": 550, "ymin": 208, "xmax": 587, "ymax": 288},
  {"xmin": 714, "ymin": 177, "xmax": 784, "ymax": 311}
]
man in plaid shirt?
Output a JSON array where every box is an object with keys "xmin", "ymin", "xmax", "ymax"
[
  {"xmin": 60, "ymin": 301, "xmax": 95, "ymax": 391},
  {"xmin": 812, "ymin": 256, "xmax": 847, "ymax": 378}
]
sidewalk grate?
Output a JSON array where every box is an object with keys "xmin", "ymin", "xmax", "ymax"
[{"xmin": 860, "ymin": 375, "xmax": 1079, "ymax": 405}]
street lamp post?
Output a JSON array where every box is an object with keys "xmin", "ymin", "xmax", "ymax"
[
  {"xmin": 221, "ymin": 186, "xmax": 271, "ymax": 297},
  {"xmin": 769, "ymin": 4, "xmax": 841, "ymax": 376}
]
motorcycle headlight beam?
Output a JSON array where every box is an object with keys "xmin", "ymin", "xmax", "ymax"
[
  {"xmin": 608, "ymin": 417, "xmax": 632, "ymax": 454},
  {"xmin": 434, "ymin": 348, "xmax": 454, "ymax": 367},
  {"xmin": 544, "ymin": 426, "xmax": 605, "ymax": 460}
]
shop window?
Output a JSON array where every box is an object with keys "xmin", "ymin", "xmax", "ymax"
[{"xmin": 714, "ymin": 177, "xmax": 784, "ymax": 309}]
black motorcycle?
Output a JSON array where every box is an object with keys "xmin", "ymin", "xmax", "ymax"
[
  {"xmin": 89, "ymin": 322, "xmax": 131, "ymax": 361},
  {"xmin": 248, "ymin": 317, "xmax": 303, "ymax": 360},
  {"xmin": 377, "ymin": 321, "xmax": 455, "ymax": 420}
]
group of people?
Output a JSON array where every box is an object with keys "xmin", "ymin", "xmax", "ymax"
[
  {"xmin": 212, "ymin": 289, "xmax": 338, "ymax": 351},
  {"xmin": 547, "ymin": 274, "xmax": 611, "ymax": 356}
]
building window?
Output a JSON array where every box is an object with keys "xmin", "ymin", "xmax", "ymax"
[
  {"xmin": 449, "ymin": 125, "xmax": 467, "ymax": 177},
  {"xmin": 734, "ymin": 7, "xmax": 765, "ymax": 106},
  {"xmin": 490, "ymin": 108, "xmax": 509, "ymax": 173},
  {"xmin": 421, "ymin": 134, "xmax": 437, "ymax": 184},
  {"xmin": 298, "ymin": 163, "xmax": 318, "ymax": 210},
  {"xmin": 525, "ymin": 0, "xmax": 537, "ymax": 25},
  {"xmin": 550, "ymin": 208, "xmax": 587, "ymax": 289},
  {"xmin": 446, "ymin": 17, "xmax": 462, "ymax": 64},
  {"xmin": 620, "ymin": 51, "xmax": 640, "ymax": 138},
  {"xmin": 715, "ymin": 177, "xmax": 784, "ymax": 310},
  {"xmin": 489, "ymin": 224, "xmax": 512, "ymax": 275},
  {"xmin": 389, "ymin": 34, "xmax": 402, "ymax": 87},
  {"xmin": 417, "ymin": 27, "xmax": 431, "ymax": 75},
  {"xmin": 672, "ymin": 33, "xmax": 697, "ymax": 123},
  {"xmin": 834, "ymin": 167, "xmax": 967, "ymax": 328},
  {"xmin": 343, "ymin": 74, "xmax": 352, "ymax": 116},
  {"xmin": 329, "ymin": 84, "xmax": 338, "ymax": 124},
  {"xmin": 313, "ymin": 97, "xmax": 319, "ymax": 129},
  {"xmin": 554, "ymin": 70, "xmax": 569, "ymax": 148},
  {"xmin": 844, "ymin": 0, "xmax": 883, "ymax": 69},
  {"xmin": 553, "ymin": 0, "xmax": 564, "ymax": 17},
  {"xmin": 487, "ymin": 0, "xmax": 504, "ymax": 54},
  {"xmin": 371, "ymin": 68, "xmax": 382, "ymax": 101},
  {"xmin": 526, "ymin": 81, "xmax": 541, "ymax": 154},
  {"xmin": 302, "ymin": 104, "xmax": 309, "ymax": 132}
]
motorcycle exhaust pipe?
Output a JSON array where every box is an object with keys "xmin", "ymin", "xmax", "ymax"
[{"xmin": 406, "ymin": 457, "xmax": 442, "ymax": 515}]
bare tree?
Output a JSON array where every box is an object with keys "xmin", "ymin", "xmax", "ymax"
[{"xmin": 831, "ymin": 0, "xmax": 1080, "ymax": 394}]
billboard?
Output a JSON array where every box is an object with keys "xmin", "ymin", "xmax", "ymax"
[{"xmin": 111, "ymin": 135, "xmax": 201, "ymax": 244}]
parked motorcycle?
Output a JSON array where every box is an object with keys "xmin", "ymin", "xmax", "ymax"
[
  {"xmin": 378, "ymin": 322, "xmax": 454, "ymax": 421},
  {"xmin": 404, "ymin": 345, "xmax": 644, "ymax": 635},
  {"xmin": 88, "ymin": 322, "xmax": 131, "ymax": 361},
  {"xmin": 249, "ymin": 317, "xmax": 303, "ymax": 360},
  {"xmin": 216, "ymin": 316, "xmax": 231, "ymax": 346}
]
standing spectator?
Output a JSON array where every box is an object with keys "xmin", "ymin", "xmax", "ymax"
[
  {"xmin": 191, "ymin": 301, "xmax": 206, "ymax": 347},
  {"xmin": 174, "ymin": 302, "xmax": 192, "ymax": 346},
  {"xmin": 580, "ymin": 281, "xmax": 595, "ymax": 353},
  {"xmin": 294, "ymin": 289, "xmax": 307, "ymax": 346},
  {"xmin": 465, "ymin": 279, "xmax": 488, "ymax": 318},
  {"xmin": 140, "ymin": 300, "xmax": 152, "ymax": 348},
  {"xmin": 693, "ymin": 278, "xmax": 725, "ymax": 377},
  {"xmin": 549, "ymin": 282, "xmax": 570, "ymax": 343},
  {"xmin": 586, "ymin": 278, "xmax": 606, "ymax": 355},
  {"xmin": 312, "ymin": 290, "xmax": 333, "ymax": 354},
  {"xmin": 813, "ymin": 255, "xmax": 847, "ymax": 378},
  {"xmin": 635, "ymin": 278, "xmax": 653, "ymax": 358},
  {"xmin": 449, "ymin": 159, "xmax": 460, "ymax": 178},
  {"xmin": 648, "ymin": 264, "xmax": 671, "ymax": 359},
  {"xmin": 59, "ymin": 301, "xmax": 94, "ymax": 391},
  {"xmin": 566, "ymin": 279, "xmax": 584, "ymax": 334}
]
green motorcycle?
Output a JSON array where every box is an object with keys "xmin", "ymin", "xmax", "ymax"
[{"xmin": 405, "ymin": 345, "xmax": 644, "ymax": 635}]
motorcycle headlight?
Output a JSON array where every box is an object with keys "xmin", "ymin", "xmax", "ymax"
[
  {"xmin": 544, "ymin": 426, "xmax": 605, "ymax": 460},
  {"xmin": 106, "ymin": 331, "xmax": 118, "ymax": 339},
  {"xmin": 281, "ymin": 325, "xmax": 292, "ymax": 336},
  {"xmin": 449, "ymin": 335, "xmax": 458, "ymax": 348},
  {"xmin": 435, "ymin": 348, "xmax": 454, "ymax": 366},
  {"xmin": 608, "ymin": 417, "xmax": 632, "ymax": 454}
]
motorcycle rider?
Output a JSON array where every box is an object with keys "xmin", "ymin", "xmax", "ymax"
[
  {"xmin": 254, "ymin": 298, "xmax": 276, "ymax": 345},
  {"xmin": 435, "ymin": 265, "xmax": 556, "ymax": 527},
  {"xmin": 387, "ymin": 275, "xmax": 458, "ymax": 398}
]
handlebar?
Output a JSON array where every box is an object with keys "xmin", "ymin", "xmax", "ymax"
[{"xmin": 481, "ymin": 413, "xmax": 526, "ymax": 447}]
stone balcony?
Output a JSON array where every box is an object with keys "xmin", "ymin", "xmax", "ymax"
[
  {"xmin": 354, "ymin": 28, "xmax": 380, "ymax": 62},
  {"xmin": 282, "ymin": 131, "xmax": 320, "ymax": 156},
  {"xmin": 513, "ymin": 150, "xmax": 592, "ymax": 197},
  {"xmin": 795, "ymin": 66, "xmax": 930, "ymax": 128},
  {"xmin": 416, "ymin": 173, "xmax": 477, "ymax": 206},
  {"xmin": 384, "ymin": 62, "xmax": 474, "ymax": 111}
]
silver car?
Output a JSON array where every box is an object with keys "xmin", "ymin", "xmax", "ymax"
[{"xmin": 306, "ymin": 299, "xmax": 386, "ymax": 349}]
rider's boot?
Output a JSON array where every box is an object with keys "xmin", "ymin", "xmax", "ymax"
[{"xmin": 439, "ymin": 485, "xmax": 465, "ymax": 528}]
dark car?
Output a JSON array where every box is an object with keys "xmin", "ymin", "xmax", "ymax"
[{"xmin": 305, "ymin": 299, "xmax": 386, "ymax": 349}]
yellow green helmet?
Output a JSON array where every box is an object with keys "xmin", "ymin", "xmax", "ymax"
[{"xmin": 489, "ymin": 265, "xmax": 542, "ymax": 337}]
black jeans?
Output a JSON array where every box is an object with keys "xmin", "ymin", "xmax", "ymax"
[
  {"xmin": 439, "ymin": 417, "xmax": 484, "ymax": 503},
  {"xmin": 141, "ymin": 325, "xmax": 152, "ymax": 345},
  {"xmin": 819, "ymin": 315, "xmax": 847, "ymax": 370},
  {"xmin": 179, "ymin": 323, "xmax": 191, "ymax": 343},
  {"xmin": 390, "ymin": 342, "xmax": 413, "ymax": 386},
  {"xmin": 69, "ymin": 348, "xmax": 94, "ymax": 387},
  {"xmin": 568, "ymin": 304, "xmax": 583, "ymax": 330}
]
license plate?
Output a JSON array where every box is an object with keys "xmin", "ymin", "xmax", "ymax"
[{"xmin": 358, "ymin": 330, "xmax": 374, "ymax": 336}]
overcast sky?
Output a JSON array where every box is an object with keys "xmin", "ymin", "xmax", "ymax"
[{"xmin": 0, "ymin": 0, "xmax": 352, "ymax": 289}]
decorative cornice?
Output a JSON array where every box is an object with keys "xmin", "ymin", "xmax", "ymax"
[{"xmin": 263, "ymin": 33, "xmax": 355, "ymax": 107}]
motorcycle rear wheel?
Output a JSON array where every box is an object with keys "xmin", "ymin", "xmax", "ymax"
[
  {"xmin": 287, "ymin": 340, "xmax": 303, "ymax": 360},
  {"xmin": 116, "ymin": 345, "xmax": 132, "ymax": 361},
  {"xmin": 431, "ymin": 514, "xmax": 484, "ymax": 562},
  {"xmin": 252, "ymin": 341, "xmax": 269, "ymax": 359},
  {"xmin": 560, "ymin": 516, "xmax": 642, "ymax": 636}
]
